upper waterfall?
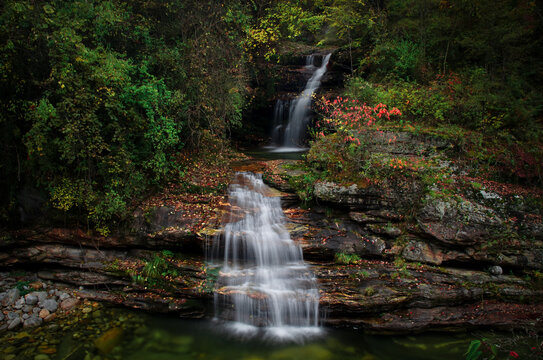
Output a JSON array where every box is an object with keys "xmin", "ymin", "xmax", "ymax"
[{"xmin": 271, "ymin": 53, "xmax": 332, "ymax": 152}]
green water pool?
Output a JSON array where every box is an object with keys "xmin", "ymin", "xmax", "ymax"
[{"xmin": 1, "ymin": 305, "xmax": 540, "ymax": 360}]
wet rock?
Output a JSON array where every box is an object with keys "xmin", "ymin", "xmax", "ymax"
[
  {"xmin": 94, "ymin": 327, "xmax": 123, "ymax": 354},
  {"xmin": 489, "ymin": 266, "xmax": 503, "ymax": 276},
  {"xmin": 39, "ymin": 309, "xmax": 50, "ymax": 319},
  {"xmin": 25, "ymin": 293, "xmax": 38, "ymax": 305},
  {"xmin": 42, "ymin": 299, "xmax": 58, "ymax": 312},
  {"xmin": 8, "ymin": 317, "xmax": 21, "ymax": 330},
  {"xmin": 2, "ymin": 288, "xmax": 20, "ymax": 306},
  {"xmin": 24, "ymin": 314, "xmax": 42, "ymax": 328},
  {"xmin": 60, "ymin": 297, "xmax": 79, "ymax": 311}
]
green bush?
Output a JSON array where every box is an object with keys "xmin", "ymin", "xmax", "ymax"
[{"xmin": 335, "ymin": 252, "xmax": 361, "ymax": 265}]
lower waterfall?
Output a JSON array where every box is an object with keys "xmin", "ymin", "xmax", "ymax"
[{"xmin": 212, "ymin": 172, "xmax": 321, "ymax": 341}]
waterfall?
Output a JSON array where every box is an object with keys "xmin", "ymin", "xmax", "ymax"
[
  {"xmin": 212, "ymin": 172, "xmax": 321, "ymax": 341},
  {"xmin": 273, "ymin": 53, "xmax": 331, "ymax": 151},
  {"xmin": 270, "ymin": 99, "xmax": 289, "ymax": 146}
]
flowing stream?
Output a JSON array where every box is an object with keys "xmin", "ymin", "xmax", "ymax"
[
  {"xmin": 212, "ymin": 172, "xmax": 320, "ymax": 341},
  {"xmin": 271, "ymin": 53, "xmax": 332, "ymax": 151}
]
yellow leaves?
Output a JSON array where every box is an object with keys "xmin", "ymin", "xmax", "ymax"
[{"xmin": 43, "ymin": 4, "xmax": 55, "ymax": 14}]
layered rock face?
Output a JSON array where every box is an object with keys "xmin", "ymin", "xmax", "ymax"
[{"xmin": 260, "ymin": 128, "xmax": 543, "ymax": 331}]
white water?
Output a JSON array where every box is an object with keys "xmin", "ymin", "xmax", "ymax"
[
  {"xmin": 272, "ymin": 53, "xmax": 331, "ymax": 150},
  {"xmin": 213, "ymin": 172, "xmax": 321, "ymax": 341}
]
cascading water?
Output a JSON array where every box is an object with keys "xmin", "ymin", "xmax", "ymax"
[
  {"xmin": 272, "ymin": 53, "xmax": 332, "ymax": 151},
  {"xmin": 212, "ymin": 172, "xmax": 321, "ymax": 341},
  {"xmin": 270, "ymin": 99, "xmax": 289, "ymax": 146}
]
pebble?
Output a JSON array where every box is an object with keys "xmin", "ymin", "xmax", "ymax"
[
  {"xmin": 22, "ymin": 304, "xmax": 34, "ymax": 313},
  {"xmin": 7, "ymin": 317, "xmax": 22, "ymax": 330},
  {"xmin": 42, "ymin": 299, "xmax": 58, "ymax": 313},
  {"xmin": 489, "ymin": 265, "xmax": 503, "ymax": 276},
  {"xmin": 0, "ymin": 312, "xmax": 4, "ymax": 321},
  {"xmin": 22, "ymin": 313, "xmax": 30, "ymax": 320},
  {"xmin": 58, "ymin": 293, "xmax": 70, "ymax": 301},
  {"xmin": 14, "ymin": 297, "xmax": 25, "ymax": 309},
  {"xmin": 29, "ymin": 281, "xmax": 43, "ymax": 290},
  {"xmin": 44, "ymin": 313, "xmax": 56, "ymax": 323},
  {"xmin": 60, "ymin": 298, "xmax": 79, "ymax": 311},
  {"xmin": 33, "ymin": 307, "xmax": 40, "ymax": 314},
  {"xmin": 39, "ymin": 309, "xmax": 50, "ymax": 319},
  {"xmin": 23, "ymin": 314, "xmax": 43, "ymax": 328},
  {"xmin": 2, "ymin": 288, "xmax": 20, "ymax": 306},
  {"xmin": 34, "ymin": 291, "xmax": 48, "ymax": 303},
  {"xmin": 7, "ymin": 311, "xmax": 20, "ymax": 320},
  {"xmin": 25, "ymin": 293, "xmax": 39, "ymax": 305}
]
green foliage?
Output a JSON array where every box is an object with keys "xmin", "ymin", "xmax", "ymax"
[
  {"xmin": 0, "ymin": 0, "xmax": 249, "ymax": 231},
  {"xmin": 198, "ymin": 266, "xmax": 220, "ymax": 294},
  {"xmin": 15, "ymin": 281, "xmax": 32, "ymax": 296},
  {"xmin": 368, "ymin": 39, "xmax": 422, "ymax": 81},
  {"xmin": 363, "ymin": 286, "xmax": 375, "ymax": 297},
  {"xmin": 464, "ymin": 339, "xmax": 497, "ymax": 360},
  {"xmin": 135, "ymin": 252, "xmax": 179, "ymax": 287},
  {"xmin": 335, "ymin": 252, "xmax": 361, "ymax": 265},
  {"xmin": 288, "ymin": 171, "xmax": 320, "ymax": 204}
]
